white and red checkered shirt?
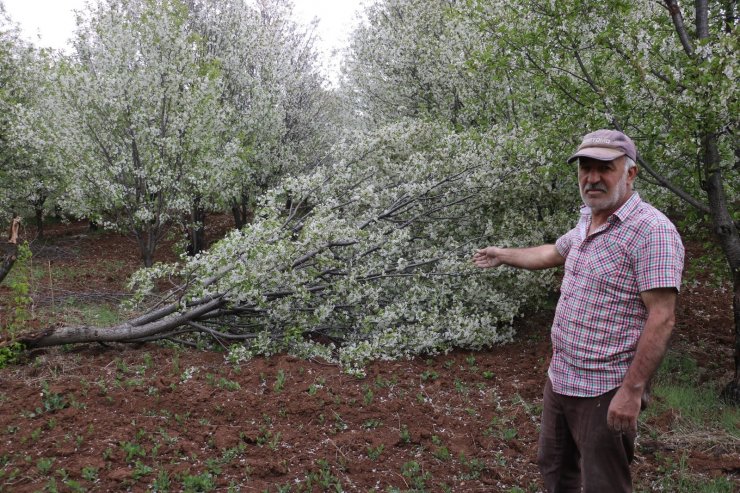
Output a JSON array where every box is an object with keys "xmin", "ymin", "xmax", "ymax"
[{"xmin": 550, "ymin": 192, "xmax": 684, "ymax": 397}]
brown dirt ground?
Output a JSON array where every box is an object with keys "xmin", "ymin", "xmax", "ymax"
[{"xmin": 0, "ymin": 218, "xmax": 738, "ymax": 492}]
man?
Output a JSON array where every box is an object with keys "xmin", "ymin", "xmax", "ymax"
[{"xmin": 472, "ymin": 129, "xmax": 684, "ymax": 492}]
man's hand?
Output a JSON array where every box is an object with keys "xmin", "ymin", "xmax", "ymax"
[
  {"xmin": 472, "ymin": 247, "xmax": 503, "ymax": 269},
  {"xmin": 472, "ymin": 244, "xmax": 564, "ymax": 270},
  {"xmin": 607, "ymin": 386, "xmax": 642, "ymax": 434}
]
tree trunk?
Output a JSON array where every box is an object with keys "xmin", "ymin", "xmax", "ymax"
[
  {"xmin": 0, "ymin": 217, "xmax": 21, "ymax": 284},
  {"xmin": 699, "ymin": 135, "xmax": 740, "ymax": 403},
  {"xmin": 708, "ymin": 172, "xmax": 740, "ymax": 402},
  {"xmin": 31, "ymin": 195, "xmax": 47, "ymax": 240},
  {"xmin": 135, "ymin": 227, "xmax": 157, "ymax": 268},
  {"xmin": 141, "ymin": 249, "xmax": 154, "ymax": 268},
  {"xmin": 186, "ymin": 197, "xmax": 207, "ymax": 256},
  {"xmin": 231, "ymin": 192, "xmax": 252, "ymax": 230},
  {"xmin": 725, "ymin": 267, "xmax": 740, "ymax": 403},
  {"xmin": 34, "ymin": 207, "xmax": 44, "ymax": 241},
  {"xmin": 231, "ymin": 201, "xmax": 245, "ymax": 229}
]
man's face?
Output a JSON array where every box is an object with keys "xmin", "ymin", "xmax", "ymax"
[{"xmin": 578, "ymin": 156, "xmax": 636, "ymax": 213}]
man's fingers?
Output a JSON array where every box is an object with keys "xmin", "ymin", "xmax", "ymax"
[
  {"xmin": 607, "ymin": 410, "xmax": 637, "ymax": 434},
  {"xmin": 607, "ymin": 410, "xmax": 619, "ymax": 432},
  {"xmin": 472, "ymin": 247, "xmax": 503, "ymax": 269}
]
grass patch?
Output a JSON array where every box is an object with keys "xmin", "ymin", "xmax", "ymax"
[
  {"xmin": 646, "ymin": 352, "xmax": 739, "ymax": 438},
  {"xmin": 653, "ymin": 385, "xmax": 739, "ymax": 437},
  {"xmin": 641, "ymin": 453, "xmax": 736, "ymax": 493},
  {"xmin": 1, "ymin": 242, "xmax": 133, "ymax": 330}
]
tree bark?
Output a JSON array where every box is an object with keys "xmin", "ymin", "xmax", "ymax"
[
  {"xmin": 695, "ymin": 0, "xmax": 709, "ymax": 38},
  {"xmin": 664, "ymin": 0, "xmax": 695, "ymax": 56},
  {"xmin": 186, "ymin": 197, "xmax": 207, "ymax": 256},
  {"xmin": 31, "ymin": 195, "xmax": 47, "ymax": 240},
  {"xmin": 231, "ymin": 192, "xmax": 252, "ymax": 230},
  {"xmin": 135, "ymin": 227, "xmax": 157, "ymax": 268},
  {"xmin": 34, "ymin": 207, "xmax": 44, "ymax": 241},
  {"xmin": 701, "ymin": 136, "xmax": 740, "ymax": 403}
]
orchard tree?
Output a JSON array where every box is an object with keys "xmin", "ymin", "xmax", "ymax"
[
  {"xmin": 0, "ymin": 9, "xmax": 67, "ymax": 239},
  {"xmin": 0, "ymin": 3, "xmax": 19, "ymax": 204},
  {"xmin": 469, "ymin": 0, "xmax": 738, "ymax": 399},
  {"xmin": 5, "ymin": 49, "xmax": 71, "ymax": 239},
  {"xmin": 187, "ymin": 0, "xmax": 335, "ymax": 231},
  {"xmin": 342, "ymin": 0, "xmax": 491, "ymax": 127},
  {"xmin": 56, "ymin": 0, "xmax": 234, "ymax": 266},
  {"xmin": 0, "ymin": 5, "xmax": 19, "ymax": 218}
]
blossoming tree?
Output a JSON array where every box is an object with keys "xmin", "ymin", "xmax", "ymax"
[
  {"xmin": 469, "ymin": 0, "xmax": 738, "ymax": 400},
  {"xmin": 0, "ymin": 10, "xmax": 68, "ymax": 240}
]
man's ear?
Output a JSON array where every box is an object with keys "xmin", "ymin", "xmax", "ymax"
[{"xmin": 627, "ymin": 162, "xmax": 638, "ymax": 186}]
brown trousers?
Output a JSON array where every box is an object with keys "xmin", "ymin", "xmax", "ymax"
[{"xmin": 537, "ymin": 378, "xmax": 635, "ymax": 493}]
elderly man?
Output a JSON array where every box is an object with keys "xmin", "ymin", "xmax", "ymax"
[{"xmin": 473, "ymin": 130, "xmax": 684, "ymax": 492}]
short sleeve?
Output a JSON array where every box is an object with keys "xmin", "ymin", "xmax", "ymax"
[
  {"xmin": 555, "ymin": 226, "xmax": 579, "ymax": 259},
  {"xmin": 635, "ymin": 223, "xmax": 684, "ymax": 293}
]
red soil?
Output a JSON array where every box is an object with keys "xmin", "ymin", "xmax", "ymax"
[{"xmin": 0, "ymin": 218, "xmax": 737, "ymax": 492}]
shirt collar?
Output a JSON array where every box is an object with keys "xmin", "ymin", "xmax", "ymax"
[{"xmin": 613, "ymin": 192, "xmax": 641, "ymax": 222}]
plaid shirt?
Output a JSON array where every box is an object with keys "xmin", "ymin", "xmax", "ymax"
[{"xmin": 550, "ymin": 192, "xmax": 684, "ymax": 397}]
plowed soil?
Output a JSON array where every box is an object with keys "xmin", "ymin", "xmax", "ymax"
[{"xmin": 0, "ymin": 218, "xmax": 737, "ymax": 492}]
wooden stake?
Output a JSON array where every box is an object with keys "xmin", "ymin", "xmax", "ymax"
[{"xmin": 8, "ymin": 216, "xmax": 20, "ymax": 245}]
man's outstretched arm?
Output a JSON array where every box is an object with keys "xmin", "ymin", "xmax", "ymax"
[{"xmin": 472, "ymin": 244, "xmax": 565, "ymax": 270}]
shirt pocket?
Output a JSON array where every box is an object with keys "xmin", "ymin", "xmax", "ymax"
[{"xmin": 586, "ymin": 240, "xmax": 626, "ymax": 279}]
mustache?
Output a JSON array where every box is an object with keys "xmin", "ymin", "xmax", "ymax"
[{"xmin": 583, "ymin": 183, "xmax": 607, "ymax": 193}]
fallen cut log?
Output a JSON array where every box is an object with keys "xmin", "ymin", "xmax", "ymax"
[{"xmin": 18, "ymin": 294, "xmax": 228, "ymax": 348}]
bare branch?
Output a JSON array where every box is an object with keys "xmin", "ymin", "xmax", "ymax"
[
  {"xmin": 637, "ymin": 155, "xmax": 710, "ymax": 213},
  {"xmin": 18, "ymin": 296, "xmax": 226, "ymax": 348},
  {"xmin": 664, "ymin": 0, "xmax": 696, "ymax": 56},
  {"xmin": 185, "ymin": 321, "xmax": 259, "ymax": 341}
]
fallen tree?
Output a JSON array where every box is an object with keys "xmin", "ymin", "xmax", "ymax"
[{"xmin": 13, "ymin": 122, "xmax": 569, "ymax": 371}]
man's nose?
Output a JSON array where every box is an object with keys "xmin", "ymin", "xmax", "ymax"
[{"xmin": 584, "ymin": 169, "xmax": 601, "ymax": 183}]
